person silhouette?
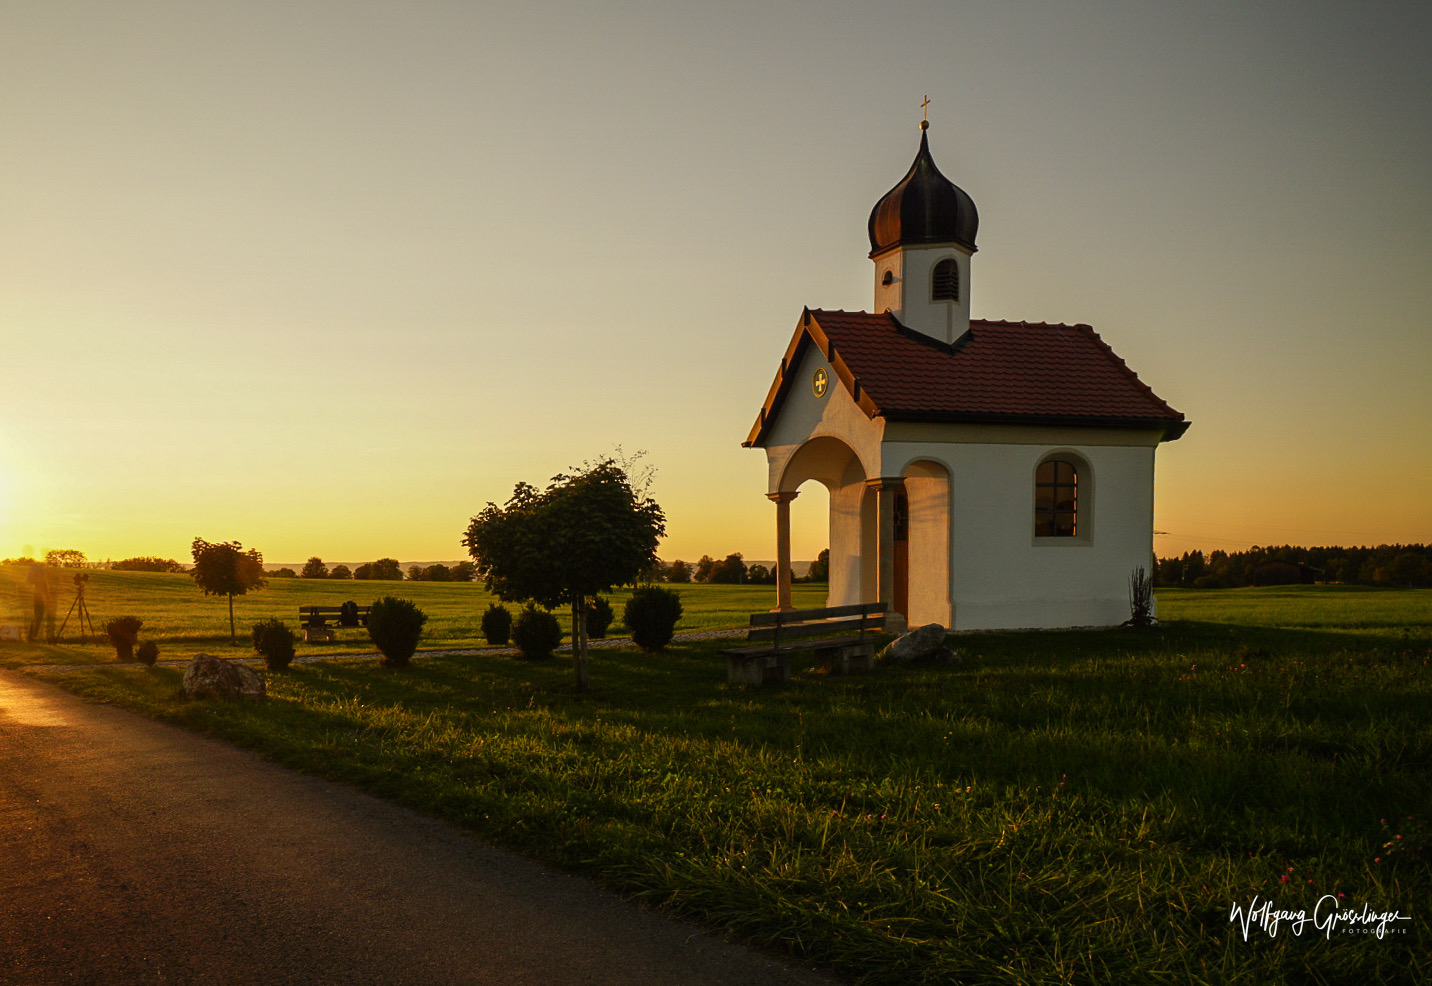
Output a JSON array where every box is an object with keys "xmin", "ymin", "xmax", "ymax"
[{"xmin": 27, "ymin": 562, "xmax": 52, "ymax": 643}]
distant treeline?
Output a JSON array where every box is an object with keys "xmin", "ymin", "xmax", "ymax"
[
  {"xmin": 1156, "ymin": 544, "xmax": 1432, "ymax": 589},
  {"xmin": 655, "ymin": 549, "xmax": 830, "ymax": 585},
  {"xmin": 9, "ymin": 548, "xmax": 844, "ymax": 586}
]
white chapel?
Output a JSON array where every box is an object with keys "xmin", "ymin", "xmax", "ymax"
[{"xmin": 745, "ymin": 119, "xmax": 1189, "ymax": 631}]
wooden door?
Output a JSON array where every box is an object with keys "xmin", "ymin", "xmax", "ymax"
[{"xmin": 893, "ymin": 487, "xmax": 909, "ymax": 619}]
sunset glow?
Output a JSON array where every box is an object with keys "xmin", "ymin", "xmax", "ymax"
[{"xmin": 2, "ymin": 3, "xmax": 1428, "ymax": 566}]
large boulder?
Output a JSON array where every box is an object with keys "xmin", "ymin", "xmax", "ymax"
[
  {"xmin": 879, "ymin": 623, "xmax": 960, "ymax": 666},
  {"xmin": 183, "ymin": 653, "xmax": 266, "ymax": 701}
]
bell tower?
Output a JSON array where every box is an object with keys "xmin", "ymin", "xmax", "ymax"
[{"xmin": 867, "ymin": 111, "xmax": 979, "ymax": 346}]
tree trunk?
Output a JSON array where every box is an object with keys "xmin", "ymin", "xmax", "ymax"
[
  {"xmin": 228, "ymin": 593, "xmax": 236, "ymax": 645},
  {"xmin": 572, "ymin": 597, "xmax": 589, "ymax": 692}
]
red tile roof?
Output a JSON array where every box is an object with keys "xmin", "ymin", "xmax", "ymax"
[{"xmin": 745, "ymin": 309, "xmax": 1188, "ymax": 446}]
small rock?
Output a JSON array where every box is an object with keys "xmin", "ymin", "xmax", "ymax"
[
  {"xmin": 879, "ymin": 623, "xmax": 950, "ymax": 664},
  {"xmin": 183, "ymin": 653, "xmax": 266, "ymax": 701}
]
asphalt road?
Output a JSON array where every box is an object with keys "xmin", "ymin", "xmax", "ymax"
[{"xmin": 0, "ymin": 671, "xmax": 837, "ymax": 986}]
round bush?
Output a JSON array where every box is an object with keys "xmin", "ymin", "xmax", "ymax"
[
  {"xmin": 251, "ymin": 617, "xmax": 297, "ymax": 671},
  {"xmin": 623, "ymin": 585, "xmax": 683, "ymax": 651},
  {"xmin": 367, "ymin": 596, "xmax": 428, "ymax": 668},
  {"xmin": 480, "ymin": 603, "xmax": 512, "ymax": 646},
  {"xmin": 136, "ymin": 640, "xmax": 159, "ymax": 666},
  {"xmin": 512, "ymin": 603, "xmax": 562, "ymax": 660},
  {"xmin": 586, "ymin": 596, "xmax": 614, "ymax": 639},
  {"xmin": 104, "ymin": 616, "xmax": 143, "ymax": 662}
]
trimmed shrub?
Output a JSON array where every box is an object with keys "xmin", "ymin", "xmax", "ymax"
[
  {"xmin": 586, "ymin": 596, "xmax": 614, "ymax": 639},
  {"xmin": 367, "ymin": 596, "xmax": 428, "ymax": 668},
  {"xmin": 623, "ymin": 585, "xmax": 683, "ymax": 651},
  {"xmin": 136, "ymin": 640, "xmax": 159, "ymax": 666},
  {"xmin": 481, "ymin": 603, "xmax": 512, "ymax": 646},
  {"xmin": 104, "ymin": 616, "xmax": 143, "ymax": 662},
  {"xmin": 252, "ymin": 617, "xmax": 297, "ymax": 671},
  {"xmin": 512, "ymin": 603, "xmax": 562, "ymax": 660}
]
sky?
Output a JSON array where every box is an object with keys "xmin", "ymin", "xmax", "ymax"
[{"xmin": 2, "ymin": 1, "xmax": 1429, "ymax": 566}]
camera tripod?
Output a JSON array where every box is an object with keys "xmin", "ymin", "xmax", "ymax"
[{"xmin": 57, "ymin": 577, "xmax": 95, "ymax": 642}]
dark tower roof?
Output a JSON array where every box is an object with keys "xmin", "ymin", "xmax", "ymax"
[{"xmin": 867, "ymin": 127, "xmax": 979, "ymax": 256}]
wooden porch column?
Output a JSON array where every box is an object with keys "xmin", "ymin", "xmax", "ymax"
[
  {"xmin": 866, "ymin": 478, "xmax": 907, "ymax": 631},
  {"xmin": 767, "ymin": 491, "xmax": 799, "ymax": 611}
]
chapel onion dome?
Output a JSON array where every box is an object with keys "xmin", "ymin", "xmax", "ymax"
[{"xmin": 867, "ymin": 124, "xmax": 979, "ymax": 257}]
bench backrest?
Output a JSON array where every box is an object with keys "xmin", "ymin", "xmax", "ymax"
[
  {"xmin": 298, "ymin": 604, "xmax": 371, "ymax": 628},
  {"xmin": 745, "ymin": 602, "xmax": 888, "ymax": 645}
]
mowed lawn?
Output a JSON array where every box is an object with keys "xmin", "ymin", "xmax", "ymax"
[
  {"xmin": 10, "ymin": 577, "xmax": 1432, "ymax": 985},
  {"xmin": 0, "ymin": 566, "xmax": 826, "ymax": 666}
]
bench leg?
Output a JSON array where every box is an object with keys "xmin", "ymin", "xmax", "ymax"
[
  {"xmin": 763, "ymin": 653, "xmax": 791, "ymax": 684},
  {"xmin": 726, "ymin": 656, "xmax": 764, "ymax": 686}
]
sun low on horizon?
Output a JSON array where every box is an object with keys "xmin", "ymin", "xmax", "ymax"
[{"xmin": 2, "ymin": 3, "xmax": 1429, "ymax": 569}]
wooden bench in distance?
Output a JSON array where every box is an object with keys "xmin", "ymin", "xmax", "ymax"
[
  {"xmin": 297, "ymin": 603, "xmax": 371, "ymax": 643},
  {"xmin": 719, "ymin": 602, "xmax": 888, "ymax": 686}
]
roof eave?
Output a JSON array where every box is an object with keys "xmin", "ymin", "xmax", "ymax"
[
  {"xmin": 880, "ymin": 409, "xmax": 1191, "ymax": 441},
  {"xmin": 744, "ymin": 310, "xmax": 885, "ymax": 448}
]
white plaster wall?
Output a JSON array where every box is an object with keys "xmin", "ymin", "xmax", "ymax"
[
  {"xmin": 763, "ymin": 345, "xmax": 884, "ymax": 494},
  {"xmin": 872, "ymin": 250, "xmax": 903, "ymax": 316},
  {"xmin": 871, "ymin": 244, "xmax": 972, "ymax": 345},
  {"xmin": 885, "ymin": 435, "xmax": 1157, "ymax": 630},
  {"xmin": 859, "ymin": 485, "xmax": 878, "ymax": 603},
  {"xmin": 827, "ymin": 481, "xmax": 866, "ymax": 607},
  {"xmin": 903, "ymin": 462, "xmax": 953, "ymax": 627}
]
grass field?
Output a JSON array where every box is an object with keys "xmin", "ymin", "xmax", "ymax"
[
  {"xmin": 7, "ymin": 576, "xmax": 1431, "ymax": 984},
  {"xmin": 0, "ymin": 565, "xmax": 826, "ymax": 666}
]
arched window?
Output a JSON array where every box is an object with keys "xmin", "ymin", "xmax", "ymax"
[
  {"xmin": 931, "ymin": 258, "xmax": 959, "ymax": 302},
  {"xmin": 1035, "ymin": 459, "xmax": 1078, "ymax": 537}
]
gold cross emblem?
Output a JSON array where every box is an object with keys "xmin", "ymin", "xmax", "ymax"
[{"xmin": 812, "ymin": 367, "xmax": 829, "ymax": 398}]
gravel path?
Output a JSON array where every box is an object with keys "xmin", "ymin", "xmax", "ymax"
[{"xmin": 26, "ymin": 626, "xmax": 752, "ymax": 674}]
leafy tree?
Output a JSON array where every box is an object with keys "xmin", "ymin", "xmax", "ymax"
[
  {"xmin": 463, "ymin": 457, "xmax": 665, "ymax": 691},
  {"xmin": 747, "ymin": 563, "xmax": 772, "ymax": 585},
  {"xmin": 694, "ymin": 555, "xmax": 717, "ymax": 583},
  {"xmin": 352, "ymin": 563, "xmax": 373, "ymax": 580},
  {"xmin": 112, "ymin": 556, "xmax": 185, "ymax": 573},
  {"xmin": 270, "ymin": 567, "xmax": 297, "ymax": 578},
  {"xmin": 1387, "ymin": 552, "xmax": 1430, "ymax": 586},
  {"xmin": 300, "ymin": 557, "xmax": 329, "ymax": 579},
  {"xmin": 450, "ymin": 560, "xmax": 476, "ymax": 582},
  {"xmin": 806, "ymin": 548, "xmax": 830, "ymax": 583},
  {"xmin": 330, "ymin": 564, "xmax": 353, "ymax": 580},
  {"xmin": 367, "ymin": 558, "xmax": 403, "ymax": 581},
  {"xmin": 1180, "ymin": 550, "xmax": 1207, "ymax": 586},
  {"xmin": 709, "ymin": 552, "xmax": 747, "ymax": 584},
  {"xmin": 425, "ymin": 563, "xmax": 451, "ymax": 582},
  {"xmin": 667, "ymin": 559, "xmax": 692, "ymax": 583},
  {"xmin": 190, "ymin": 538, "xmax": 268, "ymax": 644},
  {"xmin": 45, "ymin": 549, "xmax": 87, "ymax": 568},
  {"xmin": 407, "ymin": 565, "xmax": 426, "ymax": 582}
]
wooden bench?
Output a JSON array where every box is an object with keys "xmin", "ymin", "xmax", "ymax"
[
  {"xmin": 719, "ymin": 603, "xmax": 888, "ymax": 686},
  {"xmin": 298, "ymin": 603, "xmax": 371, "ymax": 643}
]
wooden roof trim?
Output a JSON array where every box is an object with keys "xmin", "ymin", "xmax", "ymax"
[{"xmin": 743, "ymin": 310, "xmax": 885, "ymax": 447}]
